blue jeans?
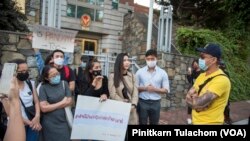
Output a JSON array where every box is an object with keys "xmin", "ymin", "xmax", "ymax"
[
  {"xmin": 26, "ymin": 126, "xmax": 39, "ymax": 141},
  {"xmin": 137, "ymin": 99, "xmax": 161, "ymax": 125}
]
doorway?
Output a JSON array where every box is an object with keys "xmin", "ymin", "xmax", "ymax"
[{"xmin": 75, "ymin": 38, "xmax": 98, "ymax": 54}]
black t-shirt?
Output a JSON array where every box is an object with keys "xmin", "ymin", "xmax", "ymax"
[
  {"xmin": 82, "ymin": 75, "xmax": 109, "ymax": 98},
  {"xmin": 58, "ymin": 66, "xmax": 76, "ymax": 83}
]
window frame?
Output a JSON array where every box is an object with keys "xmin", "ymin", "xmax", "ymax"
[{"xmin": 66, "ymin": 0, "xmax": 104, "ymax": 22}]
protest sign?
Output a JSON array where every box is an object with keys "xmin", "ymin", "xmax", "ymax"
[
  {"xmin": 32, "ymin": 25, "xmax": 78, "ymax": 53},
  {"xmin": 71, "ymin": 96, "xmax": 131, "ymax": 141}
]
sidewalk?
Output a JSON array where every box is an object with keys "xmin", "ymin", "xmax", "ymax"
[{"xmin": 159, "ymin": 100, "xmax": 250, "ymax": 125}]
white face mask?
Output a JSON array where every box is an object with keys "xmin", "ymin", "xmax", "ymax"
[
  {"xmin": 146, "ymin": 60, "xmax": 157, "ymax": 68},
  {"xmin": 54, "ymin": 58, "xmax": 64, "ymax": 66}
]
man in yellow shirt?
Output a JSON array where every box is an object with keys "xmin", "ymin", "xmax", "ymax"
[{"xmin": 186, "ymin": 43, "xmax": 231, "ymax": 125}]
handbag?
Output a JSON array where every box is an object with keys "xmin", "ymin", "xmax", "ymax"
[
  {"xmin": 122, "ymin": 73, "xmax": 135, "ymax": 101},
  {"xmin": 62, "ymin": 81, "xmax": 74, "ymax": 128},
  {"xmin": 20, "ymin": 98, "xmax": 36, "ymax": 120}
]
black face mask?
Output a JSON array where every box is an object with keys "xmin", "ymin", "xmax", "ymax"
[
  {"xmin": 92, "ymin": 70, "xmax": 101, "ymax": 76},
  {"xmin": 17, "ymin": 72, "xmax": 29, "ymax": 81}
]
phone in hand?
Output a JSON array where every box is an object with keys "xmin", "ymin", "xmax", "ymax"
[{"xmin": 0, "ymin": 63, "xmax": 17, "ymax": 96}]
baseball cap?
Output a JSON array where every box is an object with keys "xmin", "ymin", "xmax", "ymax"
[{"xmin": 196, "ymin": 43, "xmax": 222, "ymax": 59}]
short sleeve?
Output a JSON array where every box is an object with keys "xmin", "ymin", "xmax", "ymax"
[
  {"xmin": 39, "ymin": 85, "xmax": 47, "ymax": 102},
  {"xmin": 207, "ymin": 76, "xmax": 231, "ymax": 97},
  {"xmin": 64, "ymin": 81, "xmax": 72, "ymax": 97}
]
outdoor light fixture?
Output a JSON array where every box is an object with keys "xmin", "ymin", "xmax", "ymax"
[{"xmin": 155, "ymin": 0, "xmax": 170, "ymax": 6}]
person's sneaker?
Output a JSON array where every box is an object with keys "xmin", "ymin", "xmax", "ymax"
[{"xmin": 187, "ymin": 118, "xmax": 192, "ymax": 125}]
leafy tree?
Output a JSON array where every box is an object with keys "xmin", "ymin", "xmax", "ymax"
[
  {"xmin": 170, "ymin": 0, "xmax": 250, "ymax": 60},
  {"xmin": 0, "ymin": 0, "xmax": 28, "ymax": 32},
  {"xmin": 170, "ymin": 0, "xmax": 226, "ymax": 28}
]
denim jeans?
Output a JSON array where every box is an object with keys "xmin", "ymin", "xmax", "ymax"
[
  {"xmin": 26, "ymin": 126, "xmax": 39, "ymax": 141},
  {"xmin": 137, "ymin": 99, "xmax": 161, "ymax": 125}
]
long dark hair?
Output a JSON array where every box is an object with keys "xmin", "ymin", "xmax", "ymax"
[
  {"xmin": 41, "ymin": 65, "xmax": 55, "ymax": 84},
  {"xmin": 84, "ymin": 57, "xmax": 99, "ymax": 83},
  {"xmin": 114, "ymin": 53, "xmax": 128, "ymax": 88}
]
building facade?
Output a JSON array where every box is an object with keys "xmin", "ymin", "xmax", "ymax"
[
  {"xmin": 21, "ymin": 0, "xmax": 133, "ymax": 57},
  {"xmin": 59, "ymin": 0, "xmax": 133, "ymax": 56}
]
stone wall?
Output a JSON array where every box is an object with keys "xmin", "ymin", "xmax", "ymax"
[
  {"xmin": 122, "ymin": 13, "xmax": 158, "ymax": 57},
  {"xmin": 136, "ymin": 52, "xmax": 196, "ymax": 109},
  {"xmin": 0, "ymin": 32, "xmax": 39, "ymax": 81}
]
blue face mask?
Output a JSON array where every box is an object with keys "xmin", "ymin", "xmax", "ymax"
[
  {"xmin": 50, "ymin": 75, "xmax": 61, "ymax": 85},
  {"xmin": 198, "ymin": 58, "xmax": 208, "ymax": 71},
  {"xmin": 80, "ymin": 62, "xmax": 86, "ymax": 68}
]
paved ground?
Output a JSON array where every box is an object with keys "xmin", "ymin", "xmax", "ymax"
[{"xmin": 159, "ymin": 100, "xmax": 250, "ymax": 125}]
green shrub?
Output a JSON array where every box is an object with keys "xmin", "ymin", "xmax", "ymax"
[{"xmin": 176, "ymin": 27, "xmax": 250, "ymax": 101}]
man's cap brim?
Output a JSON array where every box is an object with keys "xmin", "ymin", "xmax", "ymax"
[{"xmin": 196, "ymin": 48, "xmax": 206, "ymax": 52}]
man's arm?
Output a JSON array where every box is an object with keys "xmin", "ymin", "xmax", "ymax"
[
  {"xmin": 34, "ymin": 49, "xmax": 44, "ymax": 74},
  {"xmin": 68, "ymin": 81, "xmax": 75, "ymax": 92},
  {"xmin": 69, "ymin": 68, "xmax": 76, "ymax": 92},
  {"xmin": 192, "ymin": 90, "xmax": 218, "ymax": 109},
  {"xmin": 137, "ymin": 86, "xmax": 147, "ymax": 92},
  {"xmin": 186, "ymin": 88, "xmax": 217, "ymax": 110}
]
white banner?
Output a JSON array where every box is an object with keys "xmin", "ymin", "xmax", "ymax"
[
  {"xmin": 71, "ymin": 96, "xmax": 131, "ymax": 141},
  {"xmin": 32, "ymin": 25, "xmax": 78, "ymax": 53}
]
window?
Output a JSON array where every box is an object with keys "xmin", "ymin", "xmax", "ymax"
[
  {"xmin": 66, "ymin": 4, "xmax": 76, "ymax": 17},
  {"xmin": 95, "ymin": 10, "xmax": 104, "ymax": 22},
  {"xmin": 112, "ymin": 0, "xmax": 119, "ymax": 10},
  {"xmin": 96, "ymin": 0, "xmax": 104, "ymax": 7},
  {"xmin": 77, "ymin": 6, "xmax": 94, "ymax": 20},
  {"xmin": 66, "ymin": 0, "xmax": 104, "ymax": 22}
]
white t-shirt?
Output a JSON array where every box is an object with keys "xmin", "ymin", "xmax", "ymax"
[
  {"xmin": 36, "ymin": 82, "xmax": 42, "ymax": 96},
  {"xmin": 19, "ymin": 80, "xmax": 35, "ymax": 120}
]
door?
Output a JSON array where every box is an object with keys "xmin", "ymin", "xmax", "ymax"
[{"xmin": 82, "ymin": 39, "xmax": 98, "ymax": 54}]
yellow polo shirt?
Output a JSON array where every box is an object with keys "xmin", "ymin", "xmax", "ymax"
[{"xmin": 192, "ymin": 69, "xmax": 231, "ymax": 125}]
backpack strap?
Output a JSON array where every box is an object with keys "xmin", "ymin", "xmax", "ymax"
[
  {"xmin": 64, "ymin": 66, "xmax": 70, "ymax": 81},
  {"xmin": 25, "ymin": 80, "xmax": 33, "ymax": 93},
  {"xmin": 198, "ymin": 74, "xmax": 227, "ymax": 95}
]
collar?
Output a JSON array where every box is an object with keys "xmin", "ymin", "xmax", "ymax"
[{"xmin": 147, "ymin": 66, "xmax": 157, "ymax": 72}]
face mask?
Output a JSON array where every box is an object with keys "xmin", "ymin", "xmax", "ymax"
[
  {"xmin": 54, "ymin": 58, "xmax": 64, "ymax": 66},
  {"xmin": 146, "ymin": 60, "xmax": 157, "ymax": 68},
  {"xmin": 17, "ymin": 72, "xmax": 29, "ymax": 81},
  {"xmin": 50, "ymin": 75, "xmax": 61, "ymax": 85},
  {"xmin": 92, "ymin": 70, "xmax": 101, "ymax": 76},
  {"xmin": 80, "ymin": 62, "xmax": 86, "ymax": 68},
  {"xmin": 198, "ymin": 58, "xmax": 208, "ymax": 71}
]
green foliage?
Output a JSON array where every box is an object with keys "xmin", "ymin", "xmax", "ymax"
[
  {"xmin": 176, "ymin": 27, "xmax": 250, "ymax": 101},
  {"xmin": 0, "ymin": 0, "xmax": 28, "ymax": 32},
  {"xmin": 226, "ymin": 58, "xmax": 250, "ymax": 101}
]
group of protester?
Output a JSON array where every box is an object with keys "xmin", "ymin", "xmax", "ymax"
[
  {"xmin": 0, "ymin": 48, "xmax": 170, "ymax": 141},
  {"xmin": 0, "ymin": 43, "xmax": 233, "ymax": 141}
]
